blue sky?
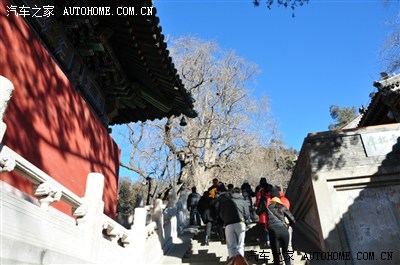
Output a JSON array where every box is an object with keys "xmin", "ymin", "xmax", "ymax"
[
  {"xmin": 153, "ymin": 0, "xmax": 399, "ymax": 151},
  {"xmin": 113, "ymin": 0, "xmax": 399, "ymax": 180}
]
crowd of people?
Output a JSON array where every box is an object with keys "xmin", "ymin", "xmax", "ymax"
[{"xmin": 186, "ymin": 177, "xmax": 296, "ymax": 265}]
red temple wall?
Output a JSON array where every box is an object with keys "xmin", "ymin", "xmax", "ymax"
[{"xmin": 0, "ymin": 3, "xmax": 120, "ymax": 219}]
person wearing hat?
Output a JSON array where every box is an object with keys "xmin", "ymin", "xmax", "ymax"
[
  {"xmin": 275, "ymin": 186, "xmax": 294, "ymax": 264},
  {"xmin": 267, "ymin": 192, "xmax": 296, "ymax": 265}
]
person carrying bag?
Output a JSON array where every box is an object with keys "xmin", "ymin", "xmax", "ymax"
[{"xmin": 266, "ymin": 196, "xmax": 296, "ymax": 265}]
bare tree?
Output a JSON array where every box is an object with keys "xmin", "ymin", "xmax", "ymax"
[
  {"xmin": 381, "ymin": 15, "xmax": 400, "ymax": 73},
  {"xmin": 222, "ymin": 139, "xmax": 297, "ymax": 191},
  {"xmin": 166, "ymin": 37, "xmax": 277, "ymax": 192},
  {"xmin": 253, "ymin": 0, "xmax": 309, "ymax": 17},
  {"xmin": 378, "ymin": 0, "xmax": 400, "ymax": 73},
  {"xmin": 117, "ymin": 121, "xmax": 174, "ymax": 205},
  {"xmin": 115, "ymin": 36, "xmax": 279, "ymax": 201}
]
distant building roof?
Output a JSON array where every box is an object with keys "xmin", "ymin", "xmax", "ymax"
[
  {"xmin": 341, "ymin": 114, "xmax": 363, "ymax": 130},
  {"xmin": 15, "ymin": 0, "xmax": 196, "ymax": 126},
  {"xmin": 358, "ymin": 73, "xmax": 400, "ymax": 127}
]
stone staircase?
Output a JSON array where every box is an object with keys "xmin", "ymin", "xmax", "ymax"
[{"xmin": 161, "ymin": 223, "xmax": 307, "ymax": 265}]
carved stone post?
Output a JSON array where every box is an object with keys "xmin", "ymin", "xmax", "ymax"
[
  {"xmin": 76, "ymin": 173, "xmax": 105, "ymax": 263},
  {"xmin": 175, "ymin": 199, "xmax": 184, "ymax": 234},
  {"xmin": 177, "ymin": 190, "xmax": 189, "ymax": 233},
  {"xmin": 0, "ymin": 76, "xmax": 14, "ymax": 143},
  {"xmin": 129, "ymin": 207, "xmax": 147, "ymax": 263},
  {"xmin": 164, "ymin": 206, "xmax": 178, "ymax": 243},
  {"xmin": 152, "ymin": 198, "xmax": 165, "ymax": 243}
]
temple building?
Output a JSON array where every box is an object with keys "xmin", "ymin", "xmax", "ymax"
[
  {"xmin": 0, "ymin": 0, "xmax": 199, "ymax": 263},
  {"xmin": 0, "ymin": 0, "xmax": 196, "ymax": 219}
]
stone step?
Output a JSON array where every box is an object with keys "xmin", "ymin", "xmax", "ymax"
[
  {"xmin": 161, "ymin": 224, "xmax": 307, "ymax": 265},
  {"xmin": 191, "ymin": 242, "xmax": 228, "ymax": 252},
  {"xmin": 159, "ymin": 227, "xmax": 199, "ymax": 265},
  {"xmin": 243, "ymin": 249, "xmax": 307, "ymax": 265},
  {"xmin": 182, "ymin": 262, "xmax": 224, "ymax": 265},
  {"xmin": 187, "ymin": 245, "xmax": 305, "ymax": 265},
  {"xmin": 186, "ymin": 245, "xmax": 228, "ymax": 262},
  {"xmin": 183, "ymin": 252, "xmax": 222, "ymax": 263}
]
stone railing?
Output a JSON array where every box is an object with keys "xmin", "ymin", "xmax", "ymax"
[
  {"xmin": 0, "ymin": 144, "xmax": 189, "ymax": 264},
  {"xmin": 0, "ymin": 143, "xmax": 84, "ymax": 212},
  {"xmin": 0, "ymin": 75, "xmax": 14, "ymax": 143},
  {"xmin": 0, "ymin": 143, "xmax": 154, "ymax": 263},
  {"xmin": 0, "ymin": 75, "xmax": 189, "ymax": 264}
]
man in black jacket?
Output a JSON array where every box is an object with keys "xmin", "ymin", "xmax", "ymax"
[
  {"xmin": 187, "ymin": 186, "xmax": 201, "ymax": 225},
  {"xmin": 219, "ymin": 187, "xmax": 250, "ymax": 259},
  {"xmin": 241, "ymin": 180, "xmax": 256, "ymax": 221}
]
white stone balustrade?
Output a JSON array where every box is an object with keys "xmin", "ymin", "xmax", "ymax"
[
  {"xmin": 0, "ymin": 150, "xmax": 145, "ymax": 264},
  {"xmin": 0, "ymin": 144, "xmax": 16, "ymax": 172},
  {"xmin": 34, "ymin": 181, "xmax": 62, "ymax": 210},
  {"xmin": 0, "ymin": 75, "xmax": 190, "ymax": 264},
  {"xmin": 0, "ymin": 143, "xmax": 85, "ymax": 216},
  {"xmin": 102, "ymin": 216, "xmax": 129, "ymax": 244},
  {"xmin": 0, "ymin": 75, "xmax": 14, "ymax": 143},
  {"xmin": 145, "ymin": 221, "xmax": 157, "ymax": 239},
  {"xmin": 0, "ymin": 147, "xmax": 189, "ymax": 264}
]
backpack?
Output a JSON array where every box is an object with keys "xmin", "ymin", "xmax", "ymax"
[{"xmin": 256, "ymin": 196, "xmax": 266, "ymax": 215}]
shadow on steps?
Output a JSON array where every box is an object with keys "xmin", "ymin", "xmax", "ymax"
[{"xmin": 162, "ymin": 223, "xmax": 307, "ymax": 265}]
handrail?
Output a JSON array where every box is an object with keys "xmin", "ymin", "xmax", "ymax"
[
  {"xmin": 0, "ymin": 142, "xmax": 189, "ymax": 256},
  {"xmin": 0, "ymin": 143, "xmax": 83, "ymax": 213},
  {"xmin": 0, "ymin": 143, "xmax": 164, "ymax": 248},
  {"xmin": 0, "ymin": 143, "xmax": 135, "ymax": 248},
  {"xmin": 145, "ymin": 221, "xmax": 157, "ymax": 239},
  {"xmin": 102, "ymin": 215, "xmax": 131, "ymax": 246}
]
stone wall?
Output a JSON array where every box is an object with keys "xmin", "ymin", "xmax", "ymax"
[{"xmin": 287, "ymin": 123, "xmax": 400, "ymax": 265}]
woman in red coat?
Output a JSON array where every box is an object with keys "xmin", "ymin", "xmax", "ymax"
[{"xmin": 255, "ymin": 178, "xmax": 273, "ymax": 246}]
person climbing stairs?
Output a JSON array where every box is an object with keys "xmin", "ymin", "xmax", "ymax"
[{"xmin": 160, "ymin": 224, "xmax": 307, "ymax": 265}]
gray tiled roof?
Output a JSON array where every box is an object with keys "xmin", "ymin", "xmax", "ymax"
[{"xmin": 16, "ymin": 0, "xmax": 196, "ymax": 126}]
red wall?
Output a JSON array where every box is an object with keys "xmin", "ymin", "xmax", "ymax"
[{"xmin": 0, "ymin": 2, "xmax": 120, "ymax": 219}]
